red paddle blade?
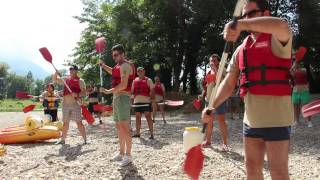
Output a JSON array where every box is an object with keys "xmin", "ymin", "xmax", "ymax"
[
  {"xmin": 93, "ymin": 104, "xmax": 113, "ymax": 112},
  {"xmin": 295, "ymin": 46, "xmax": 307, "ymax": 63},
  {"xmin": 16, "ymin": 91, "xmax": 31, "ymax": 99},
  {"xmin": 302, "ymin": 100, "xmax": 320, "ymax": 118},
  {"xmin": 193, "ymin": 99, "xmax": 201, "ymax": 110},
  {"xmin": 95, "ymin": 37, "xmax": 106, "ymax": 54},
  {"xmin": 81, "ymin": 105, "xmax": 95, "ymax": 125},
  {"xmin": 183, "ymin": 145, "xmax": 204, "ymax": 180},
  {"xmin": 23, "ymin": 104, "xmax": 36, "ymax": 113},
  {"xmin": 39, "ymin": 47, "xmax": 53, "ymax": 63}
]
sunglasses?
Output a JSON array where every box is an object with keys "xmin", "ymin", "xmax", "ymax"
[{"xmin": 241, "ymin": 9, "xmax": 263, "ymax": 19}]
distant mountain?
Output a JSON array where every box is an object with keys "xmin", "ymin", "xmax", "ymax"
[{"xmin": 1, "ymin": 59, "xmax": 50, "ymax": 80}]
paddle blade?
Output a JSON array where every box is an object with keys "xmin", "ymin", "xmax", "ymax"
[
  {"xmin": 183, "ymin": 145, "xmax": 204, "ymax": 180},
  {"xmin": 39, "ymin": 47, "xmax": 53, "ymax": 63},
  {"xmin": 95, "ymin": 37, "xmax": 106, "ymax": 54},
  {"xmin": 165, "ymin": 100, "xmax": 184, "ymax": 106},
  {"xmin": 193, "ymin": 99, "xmax": 201, "ymax": 110},
  {"xmin": 302, "ymin": 99, "xmax": 320, "ymax": 112},
  {"xmin": 16, "ymin": 91, "xmax": 31, "ymax": 99},
  {"xmin": 302, "ymin": 100, "xmax": 320, "ymax": 117},
  {"xmin": 295, "ymin": 46, "xmax": 307, "ymax": 63},
  {"xmin": 93, "ymin": 104, "xmax": 113, "ymax": 112},
  {"xmin": 23, "ymin": 105, "xmax": 36, "ymax": 113},
  {"xmin": 81, "ymin": 105, "xmax": 95, "ymax": 125}
]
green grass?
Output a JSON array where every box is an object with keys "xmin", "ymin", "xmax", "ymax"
[{"xmin": 0, "ymin": 99, "xmax": 43, "ymax": 112}]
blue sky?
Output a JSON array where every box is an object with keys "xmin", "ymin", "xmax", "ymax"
[{"xmin": 0, "ymin": 0, "xmax": 86, "ymax": 77}]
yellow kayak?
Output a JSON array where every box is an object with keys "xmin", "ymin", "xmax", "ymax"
[{"xmin": 0, "ymin": 126, "xmax": 61, "ymax": 144}]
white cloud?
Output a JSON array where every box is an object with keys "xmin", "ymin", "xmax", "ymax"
[{"xmin": 0, "ymin": 0, "xmax": 86, "ymax": 73}]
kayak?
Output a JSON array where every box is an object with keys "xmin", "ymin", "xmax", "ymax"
[{"xmin": 0, "ymin": 126, "xmax": 61, "ymax": 144}]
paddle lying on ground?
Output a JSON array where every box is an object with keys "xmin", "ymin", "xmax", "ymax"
[
  {"xmin": 93, "ymin": 104, "xmax": 113, "ymax": 112},
  {"xmin": 95, "ymin": 37, "xmax": 106, "ymax": 103},
  {"xmin": 302, "ymin": 99, "xmax": 320, "ymax": 117},
  {"xmin": 131, "ymin": 100, "xmax": 184, "ymax": 107},
  {"xmin": 39, "ymin": 47, "xmax": 94, "ymax": 124}
]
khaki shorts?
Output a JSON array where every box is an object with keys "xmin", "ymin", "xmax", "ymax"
[
  {"xmin": 113, "ymin": 94, "xmax": 131, "ymax": 121},
  {"xmin": 62, "ymin": 103, "xmax": 82, "ymax": 122}
]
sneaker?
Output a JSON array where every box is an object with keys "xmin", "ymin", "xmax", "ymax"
[
  {"xmin": 120, "ymin": 155, "xmax": 132, "ymax": 167},
  {"xmin": 99, "ymin": 120, "xmax": 103, "ymax": 124},
  {"xmin": 132, "ymin": 134, "xmax": 140, "ymax": 138},
  {"xmin": 54, "ymin": 139, "xmax": 65, "ymax": 145},
  {"xmin": 221, "ymin": 144, "xmax": 230, "ymax": 152},
  {"xmin": 111, "ymin": 154, "xmax": 123, "ymax": 162},
  {"xmin": 308, "ymin": 122, "xmax": 313, "ymax": 128}
]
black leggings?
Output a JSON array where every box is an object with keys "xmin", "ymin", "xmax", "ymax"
[{"xmin": 44, "ymin": 109, "xmax": 58, "ymax": 122}]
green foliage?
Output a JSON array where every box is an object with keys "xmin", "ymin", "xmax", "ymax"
[
  {"xmin": 0, "ymin": 99, "xmax": 43, "ymax": 112},
  {"xmin": 70, "ymin": 0, "xmax": 316, "ymax": 94}
]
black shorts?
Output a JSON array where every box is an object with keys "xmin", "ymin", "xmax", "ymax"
[
  {"xmin": 44, "ymin": 109, "xmax": 58, "ymax": 122},
  {"xmin": 133, "ymin": 103, "xmax": 152, "ymax": 113},
  {"xmin": 243, "ymin": 123, "xmax": 291, "ymax": 141}
]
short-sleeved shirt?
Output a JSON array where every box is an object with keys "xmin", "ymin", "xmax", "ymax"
[
  {"xmin": 113, "ymin": 62, "xmax": 133, "ymax": 98},
  {"xmin": 54, "ymin": 77, "xmax": 86, "ymax": 106},
  {"xmin": 227, "ymin": 34, "xmax": 294, "ymax": 128},
  {"xmin": 132, "ymin": 77, "xmax": 154, "ymax": 103}
]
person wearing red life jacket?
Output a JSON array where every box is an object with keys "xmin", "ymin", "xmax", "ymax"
[
  {"xmin": 39, "ymin": 83, "xmax": 60, "ymax": 122},
  {"xmin": 198, "ymin": 54, "xmax": 228, "ymax": 151},
  {"xmin": 202, "ymin": 1, "xmax": 293, "ymax": 179},
  {"xmin": 131, "ymin": 67, "xmax": 155, "ymax": 140},
  {"xmin": 152, "ymin": 76, "xmax": 166, "ymax": 124},
  {"xmin": 291, "ymin": 62, "xmax": 312, "ymax": 127},
  {"xmin": 53, "ymin": 65, "xmax": 87, "ymax": 145},
  {"xmin": 99, "ymin": 44, "xmax": 134, "ymax": 167}
]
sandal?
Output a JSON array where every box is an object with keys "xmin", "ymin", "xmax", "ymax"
[
  {"xmin": 202, "ymin": 141, "xmax": 211, "ymax": 148},
  {"xmin": 132, "ymin": 134, "xmax": 141, "ymax": 138}
]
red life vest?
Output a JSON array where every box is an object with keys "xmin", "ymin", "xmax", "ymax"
[
  {"xmin": 133, "ymin": 77, "xmax": 151, "ymax": 97},
  {"xmin": 154, "ymin": 82, "xmax": 164, "ymax": 96},
  {"xmin": 239, "ymin": 33, "xmax": 292, "ymax": 97},
  {"xmin": 111, "ymin": 61, "xmax": 135, "ymax": 92},
  {"xmin": 203, "ymin": 71, "xmax": 216, "ymax": 88},
  {"xmin": 294, "ymin": 70, "xmax": 308, "ymax": 85},
  {"xmin": 63, "ymin": 76, "xmax": 81, "ymax": 95}
]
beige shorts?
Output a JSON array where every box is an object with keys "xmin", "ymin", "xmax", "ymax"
[{"xmin": 62, "ymin": 104, "xmax": 82, "ymax": 122}]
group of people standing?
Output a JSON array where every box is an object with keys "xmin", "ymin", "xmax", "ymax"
[{"xmin": 36, "ymin": 0, "xmax": 315, "ymax": 178}]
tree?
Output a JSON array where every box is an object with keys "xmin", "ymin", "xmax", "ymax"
[{"xmin": 0, "ymin": 62, "xmax": 9, "ymax": 99}]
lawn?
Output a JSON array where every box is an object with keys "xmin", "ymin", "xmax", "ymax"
[{"xmin": 0, "ymin": 99, "xmax": 44, "ymax": 112}]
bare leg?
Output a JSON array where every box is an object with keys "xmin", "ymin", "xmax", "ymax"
[
  {"xmin": 144, "ymin": 111, "xmax": 154, "ymax": 137},
  {"xmin": 159, "ymin": 104, "xmax": 166, "ymax": 123},
  {"xmin": 204, "ymin": 116, "xmax": 214, "ymax": 145},
  {"xmin": 266, "ymin": 140, "xmax": 290, "ymax": 180},
  {"xmin": 117, "ymin": 122, "xmax": 125, "ymax": 155},
  {"xmin": 76, "ymin": 121, "xmax": 87, "ymax": 141},
  {"xmin": 293, "ymin": 103, "xmax": 301, "ymax": 123},
  {"xmin": 119, "ymin": 121, "xmax": 132, "ymax": 156},
  {"xmin": 61, "ymin": 121, "xmax": 70, "ymax": 140},
  {"xmin": 244, "ymin": 137, "xmax": 265, "ymax": 180},
  {"xmin": 217, "ymin": 114, "xmax": 228, "ymax": 146},
  {"xmin": 135, "ymin": 112, "xmax": 142, "ymax": 135},
  {"xmin": 152, "ymin": 104, "xmax": 157, "ymax": 123}
]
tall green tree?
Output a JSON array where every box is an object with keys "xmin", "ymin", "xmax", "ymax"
[{"xmin": 0, "ymin": 62, "xmax": 9, "ymax": 99}]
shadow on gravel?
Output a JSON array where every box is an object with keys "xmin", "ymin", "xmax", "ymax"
[
  {"xmin": 43, "ymin": 144, "xmax": 96, "ymax": 162},
  {"xmin": 118, "ymin": 163, "xmax": 145, "ymax": 180}
]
